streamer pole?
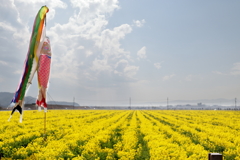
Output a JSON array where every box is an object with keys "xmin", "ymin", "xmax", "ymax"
[{"xmin": 44, "ymin": 111, "xmax": 47, "ymax": 141}]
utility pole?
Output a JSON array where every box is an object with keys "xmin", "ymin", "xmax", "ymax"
[
  {"xmin": 167, "ymin": 97, "xmax": 169, "ymax": 110},
  {"xmin": 73, "ymin": 97, "xmax": 75, "ymax": 110},
  {"xmin": 129, "ymin": 97, "xmax": 131, "ymax": 110},
  {"xmin": 235, "ymin": 98, "xmax": 237, "ymax": 110}
]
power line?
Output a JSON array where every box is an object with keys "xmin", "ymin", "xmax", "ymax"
[{"xmin": 47, "ymin": 92, "xmax": 57, "ymax": 105}]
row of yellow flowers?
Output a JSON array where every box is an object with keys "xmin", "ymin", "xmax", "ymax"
[
  {"xmin": 137, "ymin": 111, "xmax": 208, "ymax": 160},
  {"xmin": 0, "ymin": 110, "xmax": 240, "ymax": 159},
  {"xmin": 148, "ymin": 110, "xmax": 240, "ymax": 159},
  {"xmin": 0, "ymin": 110, "xmax": 129, "ymax": 159}
]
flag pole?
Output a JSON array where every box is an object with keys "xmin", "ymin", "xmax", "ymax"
[{"xmin": 44, "ymin": 111, "xmax": 47, "ymax": 141}]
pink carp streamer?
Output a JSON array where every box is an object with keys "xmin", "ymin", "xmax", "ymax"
[{"xmin": 36, "ymin": 37, "xmax": 52, "ymax": 111}]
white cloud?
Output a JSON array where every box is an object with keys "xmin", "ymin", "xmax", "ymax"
[
  {"xmin": 163, "ymin": 74, "xmax": 175, "ymax": 81},
  {"xmin": 213, "ymin": 62, "xmax": 240, "ymax": 76},
  {"xmin": 85, "ymin": 50, "xmax": 93, "ymax": 57},
  {"xmin": 77, "ymin": 46, "xmax": 84, "ymax": 50},
  {"xmin": 230, "ymin": 62, "xmax": 240, "ymax": 75},
  {"xmin": 133, "ymin": 19, "xmax": 146, "ymax": 27},
  {"xmin": 14, "ymin": 0, "xmax": 67, "ymax": 20},
  {"xmin": 0, "ymin": 21, "xmax": 29, "ymax": 45},
  {"xmin": 0, "ymin": 60, "xmax": 7, "ymax": 66},
  {"xmin": 213, "ymin": 71, "xmax": 225, "ymax": 75},
  {"xmin": 123, "ymin": 65, "xmax": 139, "ymax": 78},
  {"xmin": 0, "ymin": 0, "xmax": 68, "ymax": 48},
  {"xmin": 0, "ymin": 22, "xmax": 16, "ymax": 32},
  {"xmin": 96, "ymin": 24, "xmax": 132, "ymax": 58},
  {"xmin": 137, "ymin": 46, "xmax": 147, "ymax": 59},
  {"xmin": 14, "ymin": 70, "xmax": 22, "ymax": 75},
  {"xmin": 91, "ymin": 58, "xmax": 113, "ymax": 72},
  {"xmin": 70, "ymin": 0, "xmax": 119, "ymax": 15},
  {"xmin": 83, "ymin": 71, "xmax": 96, "ymax": 81},
  {"xmin": 114, "ymin": 59, "xmax": 139, "ymax": 79},
  {"xmin": 49, "ymin": 0, "xmax": 68, "ymax": 9},
  {"xmin": 154, "ymin": 63, "xmax": 161, "ymax": 69},
  {"xmin": 115, "ymin": 59, "xmax": 128, "ymax": 69},
  {"xmin": 45, "ymin": 0, "xmax": 136, "ymax": 85},
  {"xmin": 50, "ymin": 46, "xmax": 84, "ymax": 83},
  {"xmin": 0, "ymin": 0, "xmax": 21, "ymax": 24},
  {"xmin": 185, "ymin": 75, "xmax": 192, "ymax": 81}
]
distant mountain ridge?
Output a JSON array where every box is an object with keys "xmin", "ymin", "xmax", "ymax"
[
  {"xmin": 170, "ymin": 98, "xmax": 235, "ymax": 105},
  {"xmin": 138, "ymin": 98, "xmax": 236, "ymax": 106},
  {"xmin": 0, "ymin": 92, "xmax": 79, "ymax": 108}
]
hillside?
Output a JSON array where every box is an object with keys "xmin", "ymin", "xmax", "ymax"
[{"xmin": 0, "ymin": 92, "xmax": 79, "ymax": 108}]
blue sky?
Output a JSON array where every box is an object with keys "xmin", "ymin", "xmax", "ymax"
[{"xmin": 0, "ymin": 0, "xmax": 240, "ymax": 106}]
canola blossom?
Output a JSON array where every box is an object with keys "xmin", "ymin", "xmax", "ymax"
[{"xmin": 0, "ymin": 110, "xmax": 240, "ymax": 159}]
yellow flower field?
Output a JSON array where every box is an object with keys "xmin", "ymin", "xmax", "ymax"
[{"xmin": 0, "ymin": 110, "xmax": 240, "ymax": 159}]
